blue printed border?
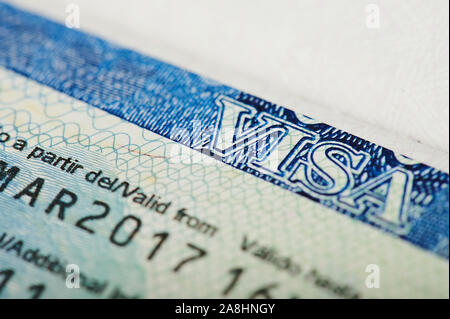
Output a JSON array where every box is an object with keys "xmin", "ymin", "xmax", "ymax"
[{"xmin": 0, "ymin": 3, "xmax": 448, "ymax": 258}]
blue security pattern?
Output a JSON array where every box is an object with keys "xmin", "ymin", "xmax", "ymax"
[{"xmin": 0, "ymin": 3, "xmax": 448, "ymax": 259}]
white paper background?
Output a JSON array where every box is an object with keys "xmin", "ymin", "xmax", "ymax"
[{"xmin": 6, "ymin": 0, "xmax": 449, "ymax": 171}]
